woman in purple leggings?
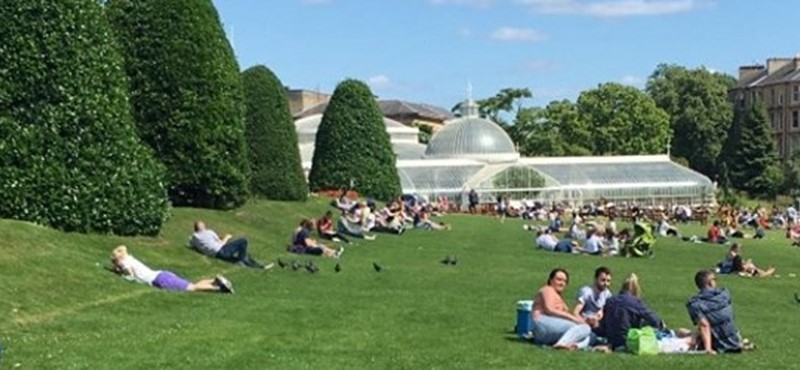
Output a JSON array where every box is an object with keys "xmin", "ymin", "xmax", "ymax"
[{"xmin": 111, "ymin": 246, "xmax": 233, "ymax": 294}]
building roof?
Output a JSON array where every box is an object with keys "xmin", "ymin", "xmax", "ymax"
[
  {"xmin": 424, "ymin": 100, "xmax": 519, "ymax": 162},
  {"xmin": 734, "ymin": 60, "xmax": 800, "ymax": 89},
  {"xmin": 294, "ymin": 99, "xmax": 453, "ymax": 122}
]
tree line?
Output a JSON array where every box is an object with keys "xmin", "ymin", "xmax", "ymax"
[
  {"xmin": 1, "ymin": 0, "xmax": 399, "ymax": 236},
  {"xmin": 475, "ymin": 65, "xmax": 785, "ymax": 200}
]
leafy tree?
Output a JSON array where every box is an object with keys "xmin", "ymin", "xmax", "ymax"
[
  {"xmin": 0, "ymin": 0, "xmax": 169, "ymax": 235},
  {"xmin": 646, "ymin": 64, "xmax": 735, "ymax": 177},
  {"xmin": 241, "ymin": 65, "xmax": 306, "ymax": 201},
  {"xmin": 723, "ymin": 102, "xmax": 783, "ymax": 198},
  {"xmin": 477, "ymin": 88, "xmax": 532, "ymax": 126},
  {"xmin": 576, "ymin": 83, "xmax": 671, "ymax": 155},
  {"xmin": 107, "ymin": 0, "xmax": 249, "ymax": 209},
  {"xmin": 417, "ymin": 124, "xmax": 434, "ymax": 144},
  {"xmin": 308, "ymin": 79, "xmax": 400, "ymax": 200}
]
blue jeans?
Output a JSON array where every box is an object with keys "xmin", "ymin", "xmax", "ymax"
[
  {"xmin": 532, "ymin": 315, "xmax": 591, "ymax": 349},
  {"xmin": 554, "ymin": 240, "xmax": 573, "ymax": 253},
  {"xmin": 216, "ymin": 238, "xmax": 263, "ymax": 268}
]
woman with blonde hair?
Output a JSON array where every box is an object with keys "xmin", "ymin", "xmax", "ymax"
[
  {"xmin": 110, "ymin": 246, "xmax": 233, "ymax": 293},
  {"xmin": 597, "ymin": 273, "xmax": 664, "ymax": 351}
]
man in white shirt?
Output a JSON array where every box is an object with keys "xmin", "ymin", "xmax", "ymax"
[
  {"xmin": 582, "ymin": 230, "xmax": 604, "ymax": 255},
  {"xmin": 573, "ymin": 267, "xmax": 613, "ymax": 328},
  {"xmin": 536, "ymin": 229, "xmax": 559, "ymax": 251},
  {"xmin": 190, "ymin": 221, "xmax": 272, "ymax": 269}
]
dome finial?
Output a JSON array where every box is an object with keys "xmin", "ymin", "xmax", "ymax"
[{"xmin": 460, "ymin": 81, "xmax": 480, "ymax": 118}]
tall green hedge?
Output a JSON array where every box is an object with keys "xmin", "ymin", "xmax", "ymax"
[
  {"xmin": 308, "ymin": 79, "xmax": 401, "ymax": 200},
  {"xmin": 0, "ymin": 0, "xmax": 169, "ymax": 236},
  {"xmin": 241, "ymin": 65, "xmax": 307, "ymax": 201},
  {"xmin": 106, "ymin": 0, "xmax": 249, "ymax": 209}
]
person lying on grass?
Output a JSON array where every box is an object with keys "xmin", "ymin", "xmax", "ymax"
[
  {"xmin": 289, "ymin": 219, "xmax": 344, "ymax": 258},
  {"xmin": 110, "ymin": 245, "xmax": 233, "ymax": 294},
  {"xmin": 189, "ymin": 220, "xmax": 273, "ymax": 270},
  {"xmin": 530, "ymin": 268, "xmax": 595, "ymax": 351},
  {"xmin": 716, "ymin": 243, "xmax": 775, "ymax": 277}
]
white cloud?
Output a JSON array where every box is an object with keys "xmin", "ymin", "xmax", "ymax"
[
  {"xmin": 620, "ymin": 74, "xmax": 644, "ymax": 86},
  {"xmin": 490, "ymin": 27, "xmax": 547, "ymax": 42},
  {"xmin": 367, "ymin": 75, "xmax": 394, "ymax": 89},
  {"xmin": 428, "ymin": 0, "xmax": 495, "ymax": 7},
  {"xmin": 515, "ymin": 0, "xmax": 696, "ymax": 17}
]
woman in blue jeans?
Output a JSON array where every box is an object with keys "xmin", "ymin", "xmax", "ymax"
[{"xmin": 531, "ymin": 268, "xmax": 592, "ymax": 350}]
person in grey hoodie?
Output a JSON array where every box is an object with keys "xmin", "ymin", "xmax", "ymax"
[{"xmin": 686, "ymin": 270, "xmax": 743, "ymax": 354}]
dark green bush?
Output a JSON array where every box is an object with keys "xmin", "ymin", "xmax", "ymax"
[
  {"xmin": 241, "ymin": 65, "xmax": 307, "ymax": 201},
  {"xmin": 308, "ymin": 79, "xmax": 401, "ymax": 200},
  {"xmin": 107, "ymin": 0, "xmax": 249, "ymax": 209},
  {"xmin": 0, "ymin": 0, "xmax": 169, "ymax": 236}
]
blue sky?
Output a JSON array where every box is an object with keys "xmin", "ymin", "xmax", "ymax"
[{"xmin": 213, "ymin": 0, "xmax": 799, "ymax": 110}]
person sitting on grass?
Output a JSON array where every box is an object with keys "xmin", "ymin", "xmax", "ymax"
[
  {"xmin": 110, "ymin": 245, "xmax": 233, "ymax": 294},
  {"xmin": 581, "ymin": 229, "xmax": 605, "ymax": 256},
  {"xmin": 716, "ymin": 243, "xmax": 775, "ymax": 277},
  {"xmin": 289, "ymin": 219, "xmax": 344, "ymax": 258},
  {"xmin": 703, "ymin": 220, "xmax": 727, "ymax": 244},
  {"xmin": 687, "ymin": 270, "xmax": 750, "ymax": 354},
  {"xmin": 189, "ymin": 221, "xmax": 273, "ymax": 270},
  {"xmin": 598, "ymin": 273, "xmax": 665, "ymax": 351},
  {"xmin": 573, "ymin": 267, "xmax": 613, "ymax": 330},
  {"xmin": 414, "ymin": 209, "xmax": 450, "ymax": 231},
  {"xmin": 337, "ymin": 204, "xmax": 377, "ymax": 240},
  {"xmin": 530, "ymin": 268, "xmax": 593, "ymax": 351},
  {"xmin": 317, "ymin": 211, "xmax": 351, "ymax": 244}
]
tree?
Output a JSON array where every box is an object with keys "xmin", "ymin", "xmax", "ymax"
[
  {"xmin": 477, "ymin": 88, "xmax": 532, "ymax": 126},
  {"xmin": 646, "ymin": 64, "xmax": 735, "ymax": 177},
  {"xmin": 241, "ymin": 65, "xmax": 306, "ymax": 201},
  {"xmin": 0, "ymin": 0, "xmax": 169, "ymax": 235},
  {"xmin": 107, "ymin": 0, "xmax": 249, "ymax": 209},
  {"xmin": 308, "ymin": 79, "xmax": 401, "ymax": 200},
  {"xmin": 723, "ymin": 102, "xmax": 783, "ymax": 198},
  {"xmin": 576, "ymin": 83, "xmax": 671, "ymax": 155}
]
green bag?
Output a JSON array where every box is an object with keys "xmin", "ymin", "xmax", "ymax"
[{"xmin": 626, "ymin": 326, "xmax": 659, "ymax": 355}]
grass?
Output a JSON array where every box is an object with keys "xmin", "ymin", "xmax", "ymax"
[{"xmin": 2, "ymin": 198, "xmax": 800, "ymax": 369}]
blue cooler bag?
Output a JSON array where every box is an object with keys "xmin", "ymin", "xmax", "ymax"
[{"xmin": 516, "ymin": 300, "xmax": 533, "ymax": 338}]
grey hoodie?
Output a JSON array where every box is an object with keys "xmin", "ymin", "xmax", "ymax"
[{"xmin": 686, "ymin": 288, "xmax": 742, "ymax": 352}]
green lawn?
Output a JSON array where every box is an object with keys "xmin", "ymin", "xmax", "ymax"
[{"xmin": 2, "ymin": 199, "xmax": 800, "ymax": 369}]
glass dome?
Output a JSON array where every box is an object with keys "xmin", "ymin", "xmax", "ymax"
[{"xmin": 424, "ymin": 101, "xmax": 519, "ymax": 162}]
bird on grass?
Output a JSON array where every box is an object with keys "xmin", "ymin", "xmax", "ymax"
[
  {"xmin": 334, "ymin": 263, "xmax": 341, "ymax": 273},
  {"xmin": 291, "ymin": 260, "xmax": 301, "ymax": 271},
  {"xmin": 441, "ymin": 256, "xmax": 452, "ymax": 265},
  {"xmin": 450, "ymin": 256, "xmax": 458, "ymax": 266},
  {"xmin": 795, "ymin": 293, "xmax": 800, "ymax": 304},
  {"xmin": 277, "ymin": 258, "xmax": 287, "ymax": 269},
  {"xmin": 305, "ymin": 261, "xmax": 319, "ymax": 274},
  {"xmin": 373, "ymin": 262, "xmax": 383, "ymax": 272}
]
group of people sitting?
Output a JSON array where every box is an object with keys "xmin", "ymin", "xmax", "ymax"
[
  {"xmin": 331, "ymin": 193, "xmax": 451, "ymax": 235},
  {"xmin": 529, "ymin": 267, "xmax": 750, "ymax": 354},
  {"xmin": 532, "ymin": 214, "xmax": 628, "ymax": 256}
]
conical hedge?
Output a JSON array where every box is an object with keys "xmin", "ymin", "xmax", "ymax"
[
  {"xmin": 0, "ymin": 0, "xmax": 169, "ymax": 236},
  {"xmin": 107, "ymin": 0, "xmax": 250, "ymax": 209},
  {"xmin": 241, "ymin": 65, "xmax": 307, "ymax": 201},
  {"xmin": 308, "ymin": 79, "xmax": 400, "ymax": 200}
]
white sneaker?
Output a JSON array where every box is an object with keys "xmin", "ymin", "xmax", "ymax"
[
  {"xmin": 215, "ymin": 275, "xmax": 234, "ymax": 294},
  {"xmin": 334, "ymin": 247, "xmax": 345, "ymax": 259},
  {"xmin": 364, "ymin": 235, "xmax": 376, "ymax": 241},
  {"xmin": 263, "ymin": 263, "xmax": 275, "ymax": 270}
]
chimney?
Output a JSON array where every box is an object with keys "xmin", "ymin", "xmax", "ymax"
[
  {"xmin": 738, "ymin": 65, "xmax": 764, "ymax": 81},
  {"xmin": 795, "ymin": 54, "xmax": 800, "ymax": 71},
  {"xmin": 766, "ymin": 58, "xmax": 791, "ymax": 75}
]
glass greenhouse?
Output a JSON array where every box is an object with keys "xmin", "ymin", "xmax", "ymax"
[{"xmin": 296, "ymin": 100, "xmax": 715, "ymax": 206}]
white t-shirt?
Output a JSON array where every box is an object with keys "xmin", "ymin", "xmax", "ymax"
[
  {"xmin": 576, "ymin": 285, "xmax": 612, "ymax": 317},
  {"xmin": 536, "ymin": 234, "xmax": 558, "ymax": 251},
  {"xmin": 118, "ymin": 255, "xmax": 161, "ymax": 285},
  {"xmin": 584, "ymin": 235, "xmax": 603, "ymax": 254},
  {"xmin": 191, "ymin": 230, "xmax": 224, "ymax": 256}
]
